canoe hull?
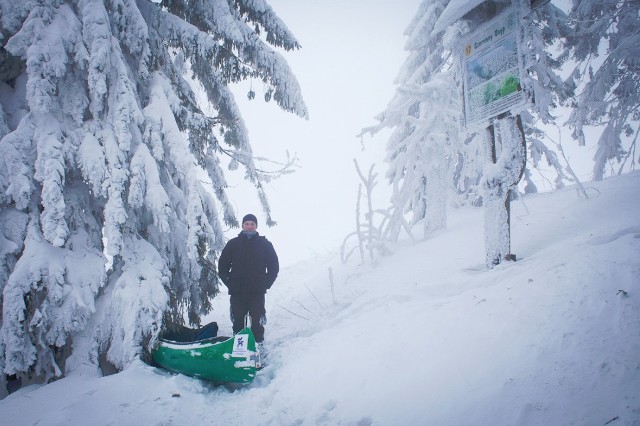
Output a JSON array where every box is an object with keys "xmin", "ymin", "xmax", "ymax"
[{"xmin": 152, "ymin": 327, "xmax": 259, "ymax": 383}]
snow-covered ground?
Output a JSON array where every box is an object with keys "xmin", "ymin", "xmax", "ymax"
[{"xmin": 1, "ymin": 172, "xmax": 639, "ymax": 425}]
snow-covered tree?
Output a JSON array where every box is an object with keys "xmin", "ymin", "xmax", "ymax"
[
  {"xmin": 564, "ymin": 0, "xmax": 640, "ymax": 180},
  {"xmin": 518, "ymin": 1, "xmax": 576, "ymax": 191},
  {"xmin": 361, "ymin": 0, "xmax": 464, "ymax": 241},
  {"xmin": 365, "ymin": 0, "xmax": 576, "ymax": 258},
  {"xmin": 358, "ymin": 0, "xmax": 582, "ymax": 269},
  {"xmin": 0, "ymin": 0, "xmax": 306, "ymax": 381}
]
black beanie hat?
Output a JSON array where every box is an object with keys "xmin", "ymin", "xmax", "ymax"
[{"xmin": 242, "ymin": 214, "xmax": 258, "ymax": 226}]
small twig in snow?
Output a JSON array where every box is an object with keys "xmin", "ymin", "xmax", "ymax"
[
  {"xmin": 305, "ymin": 284, "xmax": 324, "ymax": 310},
  {"xmin": 277, "ymin": 304, "xmax": 309, "ymax": 320},
  {"xmin": 328, "ymin": 267, "xmax": 337, "ymax": 304},
  {"xmin": 294, "ymin": 299, "xmax": 313, "ymax": 314}
]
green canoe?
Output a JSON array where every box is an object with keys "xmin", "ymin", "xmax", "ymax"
[{"xmin": 152, "ymin": 324, "xmax": 260, "ymax": 383}]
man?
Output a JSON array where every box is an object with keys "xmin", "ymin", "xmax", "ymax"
[{"xmin": 217, "ymin": 214, "xmax": 279, "ymax": 342}]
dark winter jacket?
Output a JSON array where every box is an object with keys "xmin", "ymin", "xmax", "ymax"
[{"xmin": 217, "ymin": 232, "xmax": 279, "ymax": 295}]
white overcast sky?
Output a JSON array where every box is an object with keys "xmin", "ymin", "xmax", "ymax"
[{"xmin": 225, "ymin": 0, "xmax": 423, "ymax": 266}]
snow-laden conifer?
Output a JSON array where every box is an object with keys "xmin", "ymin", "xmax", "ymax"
[
  {"xmin": 564, "ymin": 0, "xmax": 639, "ymax": 180},
  {"xmin": 362, "ymin": 0, "xmax": 463, "ymax": 241},
  {"xmin": 366, "ymin": 0, "xmax": 574, "ymax": 244},
  {"xmin": 0, "ymin": 0, "xmax": 305, "ymax": 379}
]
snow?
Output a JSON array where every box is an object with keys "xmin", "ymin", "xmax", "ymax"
[
  {"xmin": 1, "ymin": 171, "xmax": 639, "ymax": 424},
  {"xmin": 432, "ymin": 0, "xmax": 488, "ymax": 34}
]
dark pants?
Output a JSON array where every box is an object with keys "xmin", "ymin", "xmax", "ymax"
[{"xmin": 230, "ymin": 293, "xmax": 266, "ymax": 342}]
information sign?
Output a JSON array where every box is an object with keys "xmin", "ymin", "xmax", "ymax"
[{"xmin": 462, "ymin": 8, "xmax": 526, "ymax": 128}]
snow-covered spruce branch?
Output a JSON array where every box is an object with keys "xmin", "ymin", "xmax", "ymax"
[
  {"xmin": 547, "ymin": 124, "xmax": 589, "ymax": 198},
  {"xmin": 218, "ymin": 146, "xmax": 299, "ymax": 180},
  {"xmin": 617, "ymin": 126, "xmax": 639, "ymax": 175}
]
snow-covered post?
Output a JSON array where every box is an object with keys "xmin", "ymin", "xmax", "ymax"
[
  {"xmin": 452, "ymin": 2, "xmax": 529, "ymax": 268},
  {"xmin": 481, "ymin": 115, "xmax": 525, "ymax": 267}
]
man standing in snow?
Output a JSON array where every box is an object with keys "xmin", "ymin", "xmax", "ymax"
[{"xmin": 217, "ymin": 214, "xmax": 279, "ymax": 343}]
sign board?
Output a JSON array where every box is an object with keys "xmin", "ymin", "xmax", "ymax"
[{"xmin": 462, "ymin": 7, "xmax": 526, "ymax": 129}]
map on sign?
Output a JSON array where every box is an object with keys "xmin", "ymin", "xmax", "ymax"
[{"xmin": 462, "ymin": 8, "xmax": 526, "ymax": 129}]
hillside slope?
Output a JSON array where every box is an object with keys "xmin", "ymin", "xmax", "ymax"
[{"xmin": 1, "ymin": 172, "xmax": 639, "ymax": 426}]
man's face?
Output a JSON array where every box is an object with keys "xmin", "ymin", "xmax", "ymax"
[{"xmin": 242, "ymin": 220, "xmax": 257, "ymax": 232}]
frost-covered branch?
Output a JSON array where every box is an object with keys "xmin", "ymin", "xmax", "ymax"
[
  {"xmin": 341, "ymin": 161, "xmax": 391, "ymax": 264},
  {"xmin": 564, "ymin": 0, "xmax": 640, "ymax": 180}
]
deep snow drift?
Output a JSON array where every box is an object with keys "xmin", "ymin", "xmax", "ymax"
[{"xmin": 1, "ymin": 172, "xmax": 639, "ymax": 425}]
